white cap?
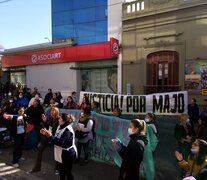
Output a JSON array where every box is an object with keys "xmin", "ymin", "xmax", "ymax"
[{"xmin": 183, "ymin": 176, "xmax": 196, "ymax": 180}]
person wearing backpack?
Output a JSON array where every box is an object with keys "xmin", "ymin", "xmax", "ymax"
[{"xmin": 75, "ymin": 105, "xmax": 94, "ymax": 165}]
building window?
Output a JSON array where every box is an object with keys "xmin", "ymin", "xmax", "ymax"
[
  {"xmin": 146, "ymin": 51, "xmax": 180, "ymax": 94},
  {"xmin": 132, "ymin": 3, "xmax": 136, "ymax": 12},
  {"xmin": 137, "ymin": 3, "xmax": 140, "ymax": 11},
  {"xmin": 10, "ymin": 71, "xmax": 26, "ymax": 86},
  {"xmin": 126, "ymin": 1, "xmax": 145, "ymax": 14},
  {"xmin": 52, "ymin": 0, "xmax": 107, "ymax": 45},
  {"xmin": 141, "ymin": 1, "xmax": 144, "ymax": 10},
  {"xmin": 127, "ymin": 5, "xmax": 131, "ymax": 13},
  {"xmin": 81, "ymin": 69, "xmax": 117, "ymax": 93}
]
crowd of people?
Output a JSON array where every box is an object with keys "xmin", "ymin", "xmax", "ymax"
[
  {"xmin": 0, "ymin": 85, "xmax": 97, "ymax": 180},
  {"xmin": 0, "ymin": 83, "xmax": 207, "ymax": 180},
  {"xmin": 0, "ymin": 84, "xmax": 158, "ymax": 180},
  {"xmin": 174, "ymin": 98, "xmax": 207, "ymax": 179}
]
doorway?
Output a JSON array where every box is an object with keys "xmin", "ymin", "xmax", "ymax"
[{"xmin": 146, "ymin": 51, "xmax": 180, "ymax": 94}]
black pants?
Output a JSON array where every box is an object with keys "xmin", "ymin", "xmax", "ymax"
[
  {"xmin": 32, "ymin": 142, "xmax": 47, "ymax": 171},
  {"xmin": 59, "ymin": 152, "xmax": 75, "ymax": 180},
  {"xmin": 77, "ymin": 141, "xmax": 90, "ymax": 161},
  {"xmin": 12, "ymin": 133, "xmax": 25, "ymax": 164}
]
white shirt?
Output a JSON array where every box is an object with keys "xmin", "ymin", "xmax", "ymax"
[{"xmin": 17, "ymin": 116, "xmax": 25, "ymax": 134}]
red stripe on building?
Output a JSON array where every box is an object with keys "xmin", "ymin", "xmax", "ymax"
[{"xmin": 2, "ymin": 38, "xmax": 119, "ymax": 68}]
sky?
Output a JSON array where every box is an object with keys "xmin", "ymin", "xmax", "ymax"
[{"xmin": 0, "ymin": 0, "xmax": 51, "ymax": 49}]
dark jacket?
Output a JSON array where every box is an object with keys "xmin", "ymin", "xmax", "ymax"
[
  {"xmin": 200, "ymin": 106, "xmax": 207, "ymax": 122},
  {"xmin": 174, "ymin": 123, "xmax": 193, "ymax": 143},
  {"xmin": 50, "ymin": 123, "xmax": 76, "ymax": 158},
  {"xmin": 197, "ymin": 122, "xmax": 207, "ymax": 141},
  {"xmin": 16, "ymin": 97, "xmax": 28, "ymax": 108},
  {"xmin": 44, "ymin": 92, "xmax": 53, "ymax": 105},
  {"xmin": 188, "ymin": 103, "xmax": 199, "ymax": 124},
  {"xmin": 118, "ymin": 134, "xmax": 148, "ymax": 180},
  {"xmin": 26, "ymin": 105, "xmax": 44, "ymax": 125},
  {"xmin": 40, "ymin": 116, "xmax": 59, "ymax": 144}
]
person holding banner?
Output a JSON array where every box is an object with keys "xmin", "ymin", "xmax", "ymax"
[
  {"xmin": 112, "ymin": 119, "xmax": 148, "ymax": 180},
  {"xmin": 91, "ymin": 101, "xmax": 100, "ymax": 113},
  {"xmin": 113, "ymin": 107, "xmax": 123, "ymax": 118},
  {"xmin": 142, "ymin": 114, "xmax": 158, "ymax": 180},
  {"xmin": 75, "ymin": 105, "xmax": 94, "ymax": 165}
]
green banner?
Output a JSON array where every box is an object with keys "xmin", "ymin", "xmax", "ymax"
[{"xmin": 45, "ymin": 108, "xmax": 157, "ymax": 180}]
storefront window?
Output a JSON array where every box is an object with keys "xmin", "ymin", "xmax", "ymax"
[
  {"xmin": 81, "ymin": 69, "xmax": 117, "ymax": 93},
  {"xmin": 10, "ymin": 72, "xmax": 26, "ymax": 86}
]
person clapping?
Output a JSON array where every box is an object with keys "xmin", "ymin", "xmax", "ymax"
[
  {"xmin": 175, "ymin": 139, "xmax": 207, "ymax": 180},
  {"xmin": 40, "ymin": 113, "xmax": 77, "ymax": 180}
]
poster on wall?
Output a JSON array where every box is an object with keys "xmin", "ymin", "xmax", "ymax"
[{"xmin": 185, "ymin": 61, "xmax": 207, "ymax": 94}]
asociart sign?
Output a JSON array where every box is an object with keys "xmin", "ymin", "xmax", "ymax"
[
  {"xmin": 2, "ymin": 38, "xmax": 119, "ymax": 68},
  {"xmin": 31, "ymin": 52, "xmax": 62, "ymax": 63}
]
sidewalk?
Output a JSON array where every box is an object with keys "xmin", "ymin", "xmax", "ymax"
[{"xmin": 0, "ymin": 145, "xmax": 119, "ymax": 180}]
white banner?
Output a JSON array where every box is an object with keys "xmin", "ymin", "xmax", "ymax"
[{"xmin": 79, "ymin": 91, "xmax": 188, "ymax": 115}]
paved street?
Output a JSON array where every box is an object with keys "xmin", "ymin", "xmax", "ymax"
[
  {"xmin": 0, "ymin": 144, "xmax": 119, "ymax": 180},
  {"xmin": 0, "ymin": 116, "xmax": 181, "ymax": 180}
]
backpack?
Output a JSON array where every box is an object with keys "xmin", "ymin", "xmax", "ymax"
[{"xmin": 75, "ymin": 117, "xmax": 95, "ymax": 139}]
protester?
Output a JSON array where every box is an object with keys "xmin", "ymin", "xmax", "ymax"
[
  {"xmin": 2, "ymin": 98, "xmax": 15, "ymax": 114},
  {"xmin": 91, "ymin": 101, "xmax": 100, "ymax": 113},
  {"xmin": 175, "ymin": 139, "xmax": 207, "ymax": 179},
  {"xmin": 49, "ymin": 98, "xmax": 59, "ymax": 107},
  {"xmin": 144, "ymin": 112, "xmax": 158, "ymax": 135},
  {"xmin": 24, "ymin": 88, "xmax": 32, "ymax": 102},
  {"xmin": 26, "ymin": 99, "xmax": 44, "ymax": 143},
  {"xmin": 56, "ymin": 92, "xmax": 63, "ymax": 108},
  {"xmin": 44, "ymin": 89, "xmax": 53, "ymax": 106},
  {"xmin": 16, "ymin": 92, "xmax": 28, "ymax": 108},
  {"xmin": 31, "ymin": 87, "xmax": 39, "ymax": 98},
  {"xmin": 174, "ymin": 114, "xmax": 193, "ymax": 160},
  {"xmin": 141, "ymin": 117, "xmax": 158, "ymax": 180},
  {"xmin": 7, "ymin": 107, "xmax": 28, "ymax": 167},
  {"xmin": 66, "ymin": 96, "xmax": 77, "ymax": 109},
  {"xmin": 78, "ymin": 96, "xmax": 90, "ymax": 110},
  {"xmin": 200, "ymin": 99, "xmax": 207, "ymax": 122},
  {"xmin": 40, "ymin": 113, "xmax": 77, "ymax": 180},
  {"xmin": 196, "ymin": 118, "xmax": 207, "ymax": 141},
  {"xmin": 113, "ymin": 107, "xmax": 123, "ymax": 118},
  {"xmin": 188, "ymin": 98, "xmax": 199, "ymax": 134},
  {"xmin": 112, "ymin": 119, "xmax": 148, "ymax": 180},
  {"xmin": 71, "ymin": 91, "xmax": 78, "ymax": 103},
  {"xmin": 28, "ymin": 107, "xmax": 60, "ymax": 173},
  {"xmin": 75, "ymin": 106, "xmax": 94, "ymax": 165},
  {"xmin": 0, "ymin": 108, "xmax": 5, "ymax": 154},
  {"xmin": 28, "ymin": 93, "xmax": 44, "ymax": 107}
]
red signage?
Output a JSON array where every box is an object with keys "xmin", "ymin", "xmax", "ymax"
[{"xmin": 2, "ymin": 38, "xmax": 119, "ymax": 68}]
